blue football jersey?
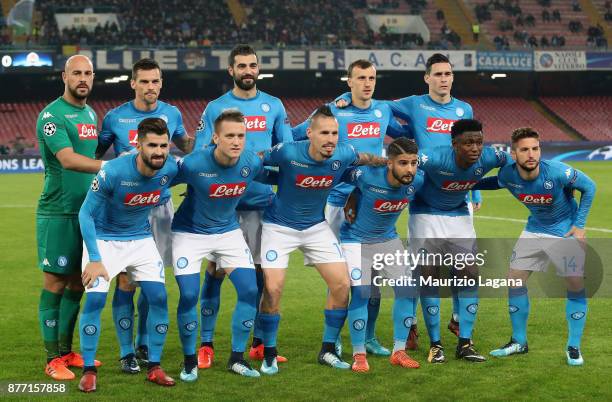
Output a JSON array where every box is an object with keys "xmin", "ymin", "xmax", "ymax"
[
  {"xmin": 412, "ymin": 146, "xmax": 509, "ymax": 216},
  {"xmin": 171, "ymin": 146, "xmax": 265, "ymax": 235},
  {"xmin": 262, "ymin": 141, "xmax": 359, "ymax": 230},
  {"xmin": 497, "ymin": 160, "xmax": 596, "ymax": 237},
  {"xmin": 193, "ymin": 90, "xmax": 292, "ymax": 210},
  {"xmin": 79, "ymin": 154, "xmax": 179, "ymax": 261},
  {"xmin": 99, "ymin": 100, "xmax": 186, "ymax": 156},
  {"xmin": 339, "ymin": 167, "xmax": 425, "ymax": 243},
  {"xmin": 292, "ymin": 99, "xmax": 407, "ymax": 207}
]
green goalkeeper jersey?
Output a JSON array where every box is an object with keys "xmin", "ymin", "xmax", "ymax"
[{"xmin": 36, "ymin": 96, "xmax": 98, "ymax": 216}]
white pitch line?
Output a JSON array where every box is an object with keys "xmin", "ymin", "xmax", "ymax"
[
  {"xmin": 475, "ymin": 215, "xmax": 612, "ymax": 233},
  {"xmin": 0, "ymin": 205, "xmax": 36, "ymax": 208}
]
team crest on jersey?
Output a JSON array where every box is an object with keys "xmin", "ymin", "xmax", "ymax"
[
  {"xmin": 350, "ymin": 268, "xmax": 362, "ymax": 280},
  {"xmin": 160, "ymin": 175, "xmax": 169, "ymax": 186},
  {"xmin": 266, "ymin": 250, "xmax": 278, "ymax": 262},
  {"xmin": 509, "ymin": 305, "xmax": 519, "ymax": 314},
  {"xmin": 261, "ymin": 103, "xmax": 271, "ymax": 113},
  {"xmin": 474, "ymin": 167, "xmax": 483, "ymax": 176},
  {"xmin": 374, "ymin": 109, "xmax": 382, "ymax": 118},
  {"xmin": 176, "ymin": 257, "xmax": 188, "ymax": 269},
  {"xmin": 159, "ymin": 114, "xmax": 168, "ymax": 123},
  {"xmin": 118, "ymin": 318, "xmax": 132, "ymax": 330},
  {"xmin": 43, "ymin": 122, "xmax": 57, "ymax": 136},
  {"xmin": 456, "ymin": 107, "xmax": 465, "ymax": 117},
  {"xmin": 91, "ymin": 178, "xmax": 100, "ymax": 192},
  {"xmin": 83, "ymin": 325, "xmax": 97, "ymax": 336},
  {"xmin": 543, "ymin": 180, "xmax": 554, "ymax": 190},
  {"xmin": 197, "ymin": 119, "xmax": 205, "ymax": 131},
  {"xmin": 240, "ymin": 166, "xmax": 251, "ymax": 177},
  {"xmin": 331, "ymin": 160, "xmax": 341, "ymax": 171},
  {"xmin": 352, "ymin": 319, "xmax": 365, "ymax": 331},
  {"xmin": 185, "ymin": 321, "xmax": 197, "ymax": 332},
  {"xmin": 57, "ymin": 256, "xmax": 68, "ymax": 267}
]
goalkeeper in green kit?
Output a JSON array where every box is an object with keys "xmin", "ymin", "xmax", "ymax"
[{"xmin": 36, "ymin": 55, "xmax": 105, "ymax": 380}]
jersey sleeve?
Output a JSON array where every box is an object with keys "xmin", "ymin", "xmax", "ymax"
[
  {"xmin": 417, "ymin": 149, "xmax": 436, "ymax": 173},
  {"xmin": 346, "ymin": 144, "xmax": 360, "ymax": 166},
  {"xmin": 484, "ymin": 147, "xmax": 511, "ymax": 168},
  {"xmin": 384, "ymin": 104, "xmax": 411, "ymax": 139},
  {"xmin": 340, "ymin": 166, "xmax": 363, "ymax": 185},
  {"xmin": 38, "ymin": 114, "xmax": 72, "ymax": 154},
  {"xmin": 98, "ymin": 111, "xmax": 115, "ymax": 148},
  {"xmin": 78, "ymin": 169, "xmax": 112, "ymax": 262},
  {"xmin": 333, "ymin": 91, "xmax": 352, "ymax": 105},
  {"xmin": 473, "ymin": 176, "xmax": 502, "ymax": 190},
  {"xmin": 272, "ymin": 100, "xmax": 293, "ymax": 145},
  {"xmin": 387, "ymin": 97, "xmax": 412, "ymax": 123},
  {"xmin": 464, "ymin": 102, "xmax": 474, "ymax": 119},
  {"xmin": 172, "ymin": 108, "xmax": 186, "ymax": 138},
  {"xmin": 193, "ymin": 103, "xmax": 215, "ymax": 150},
  {"xmin": 558, "ymin": 164, "xmax": 597, "ymax": 229},
  {"xmin": 263, "ymin": 143, "xmax": 285, "ymax": 167},
  {"xmin": 171, "ymin": 156, "xmax": 190, "ymax": 186}
]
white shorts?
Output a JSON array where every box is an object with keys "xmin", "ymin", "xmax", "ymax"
[
  {"xmin": 261, "ymin": 221, "xmax": 345, "ymax": 269},
  {"xmin": 150, "ymin": 198, "xmax": 174, "ymax": 268},
  {"xmin": 238, "ymin": 210, "xmax": 263, "ymax": 265},
  {"xmin": 510, "ymin": 231, "xmax": 585, "ymax": 277},
  {"xmin": 82, "ymin": 238, "xmax": 165, "ymax": 293},
  {"xmin": 172, "ymin": 229, "xmax": 255, "ymax": 276},
  {"xmin": 342, "ymin": 239, "xmax": 413, "ymax": 287},
  {"xmin": 325, "ymin": 204, "xmax": 345, "ymax": 238},
  {"xmin": 408, "ymin": 213, "xmax": 477, "ymax": 257}
]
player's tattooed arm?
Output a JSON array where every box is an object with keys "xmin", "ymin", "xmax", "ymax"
[
  {"xmin": 173, "ymin": 134, "xmax": 195, "ymax": 154},
  {"xmin": 95, "ymin": 142, "xmax": 112, "ymax": 160},
  {"xmin": 343, "ymin": 189, "xmax": 359, "ymax": 224},
  {"xmin": 355, "ymin": 152, "xmax": 387, "ymax": 167}
]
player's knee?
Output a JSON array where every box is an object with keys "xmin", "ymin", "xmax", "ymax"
[
  {"xmin": 237, "ymin": 281, "xmax": 258, "ymax": 304},
  {"xmin": 143, "ymin": 285, "xmax": 167, "ymax": 307},
  {"xmin": 179, "ymin": 287, "xmax": 199, "ymax": 308},
  {"xmin": 83, "ymin": 292, "xmax": 107, "ymax": 313},
  {"xmin": 329, "ymin": 280, "xmax": 350, "ymax": 301},
  {"xmin": 43, "ymin": 272, "xmax": 68, "ymax": 293}
]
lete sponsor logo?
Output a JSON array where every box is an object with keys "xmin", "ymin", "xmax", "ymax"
[
  {"xmin": 373, "ymin": 199, "xmax": 409, "ymax": 213},
  {"xmin": 347, "ymin": 122, "xmax": 381, "ymax": 138},
  {"xmin": 244, "ymin": 116, "xmax": 267, "ymax": 131},
  {"xmin": 124, "ymin": 190, "xmax": 161, "ymax": 206},
  {"xmin": 209, "ymin": 182, "xmax": 247, "ymax": 198},
  {"xmin": 518, "ymin": 194, "xmax": 553, "ymax": 205},
  {"xmin": 295, "ymin": 174, "xmax": 334, "ymax": 189},
  {"xmin": 77, "ymin": 124, "xmax": 98, "ymax": 140},
  {"xmin": 128, "ymin": 129, "xmax": 138, "ymax": 145},
  {"xmin": 426, "ymin": 117, "xmax": 456, "ymax": 134},
  {"xmin": 441, "ymin": 180, "xmax": 477, "ymax": 191}
]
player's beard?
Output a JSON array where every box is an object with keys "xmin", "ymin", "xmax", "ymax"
[
  {"xmin": 392, "ymin": 168, "xmax": 413, "ymax": 185},
  {"xmin": 234, "ymin": 74, "xmax": 257, "ymax": 91},
  {"xmin": 142, "ymin": 153, "xmax": 167, "ymax": 171},
  {"xmin": 68, "ymin": 84, "xmax": 91, "ymax": 100},
  {"xmin": 518, "ymin": 159, "xmax": 539, "ymax": 172}
]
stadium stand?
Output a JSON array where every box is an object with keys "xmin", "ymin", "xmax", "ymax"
[{"xmin": 541, "ymin": 96, "xmax": 612, "ymax": 141}]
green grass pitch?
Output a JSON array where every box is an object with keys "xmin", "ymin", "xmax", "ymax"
[{"xmin": 0, "ymin": 161, "xmax": 611, "ymax": 401}]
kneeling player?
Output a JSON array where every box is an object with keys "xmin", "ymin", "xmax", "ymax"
[
  {"xmin": 341, "ymin": 138, "xmax": 423, "ymax": 372},
  {"xmin": 77, "ymin": 118, "xmax": 178, "ymax": 392},
  {"xmin": 476, "ymin": 128, "xmax": 596, "ymax": 366},
  {"xmin": 171, "ymin": 110, "xmax": 265, "ymax": 380}
]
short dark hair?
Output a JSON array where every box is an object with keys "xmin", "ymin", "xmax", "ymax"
[
  {"xmin": 347, "ymin": 59, "xmax": 374, "ymax": 77},
  {"xmin": 388, "ymin": 138, "xmax": 418, "ymax": 158},
  {"xmin": 425, "ymin": 53, "xmax": 451, "ymax": 74},
  {"xmin": 309, "ymin": 104, "xmax": 335, "ymax": 127},
  {"xmin": 132, "ymin": 58, "xmax": 161, "ymax": 80},
  {"xmin": 511, "ymin": 127, "xmax": 540, "ymax": 147},
  {"xmin": 214, "ymin": 109, "xmax": 245, "ymax": 134},
  {"xmin": 451, "ymin": 119, "xmax": 483, "ymax": 139},
  {"xmin": 137, "ymin": 117, "xmax": 168, "ymax": 140},
  {"xmin": 229, "ymin": 44, "xmax": 257, "ymax": 67}
]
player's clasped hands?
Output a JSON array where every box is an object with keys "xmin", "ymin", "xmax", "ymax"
[{"xmin": 82, "ymin": 261, "xmax": 110, "ymax": 288}]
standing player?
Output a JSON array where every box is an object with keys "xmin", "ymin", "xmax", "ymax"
[
  {"xmin": 257, "ymin": 105, "xmax": 387, "ymax": 375},
  {"xmin": 193, "ymin": 44, "xmax": 292, "ymax": 367},
  {"xmin": 36, "ymin": 55, "xmax": 105, "ymax": 380},
  {"xmin": 77, "ymin": 118, "xmax": 178, "ymax": 392},
  {"xmin": 337, "ymin": 53, "xmax": 482, "ymax": 349},
  {"xmin": 171, "ymin": 111, "xmax": 268, "ymax": 380},
  {"xmin": 476, "ymin": 128, "xmax": 595, "ymax": 366},
  {"xmin": 411, "ymin": 119, "xmax": 510, "ymax": 363},
  {"xmin": 293, "ymin": 59, "xmax": 408, "ymax": 356},
  {"xmin": 340, "ymin": 138, "xmax": 424, "ymax": 372},
  {"xmin": 95, "ymin": 58, "xmax": 193, "ymax": 373}
]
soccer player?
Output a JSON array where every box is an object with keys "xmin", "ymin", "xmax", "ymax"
[
  {"xmin": 171, "ymin": 110, "xmax": 269, "ymax": 380},
  {"xmin": 77, "ymin": 118, "xmax": 178, "ymax": 392},
  {"xmin": 336, "ymin": 54, "xmax": 482, "ymax": 348},
  {"xmin": 193, "ymin": 44, "xmax": 292, "ymax": 367},
  {"xmin": 340, "ymin": 137, "xmax": 424, "ymax": 372},
  {"xmin": 36, "ymin": 55, "xmax": 105, "ymax": 381},
  {"xmin": 411, "ymin": 119, "xmax": 510, "ymax": 363},
  {"xmin": 96, "ymin": 58, "xmax": 193, "ymax": 374},
  {"xmin": 477, "ymin": 128, "xmax": 595, "ymax": 366},
  {"xmin": 258, "ymin": 105, "xmax": 386, "ymax": 375},
  {"xmin": 293, "ymin": 59, "xmax": 408, "ymax": 356}
]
